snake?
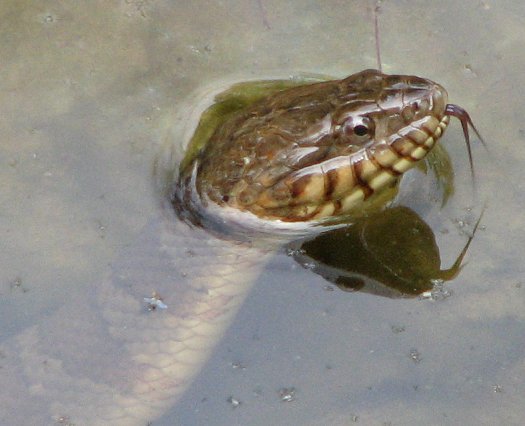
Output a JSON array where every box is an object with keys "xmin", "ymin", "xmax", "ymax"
[{"xmin": 0, "ymin": 69, "xmax": 482, "ymax": 425}]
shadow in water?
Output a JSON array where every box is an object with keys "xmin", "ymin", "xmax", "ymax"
[{"xmin": 291, "ymin": 206, "xmax": 480, "ymax": 298}]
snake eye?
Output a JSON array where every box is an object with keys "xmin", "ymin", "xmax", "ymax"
[
  {"xmin": 353, "ymin": 124, "xmax": 369, "ymax": 136},
  {"xmin": 341, "ymin": 116, "xmax": 374, "ymax": 142}
]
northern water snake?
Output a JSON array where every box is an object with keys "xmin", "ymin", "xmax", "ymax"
[{"xmin": 0, "ymin": 69, "xmax": 482, "ymax": 425}]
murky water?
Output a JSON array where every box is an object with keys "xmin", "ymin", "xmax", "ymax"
[{"xmin": 1, "ymin": 1, "xmax": 524, "ymax": 425}]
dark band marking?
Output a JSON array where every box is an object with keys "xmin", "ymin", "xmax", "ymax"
[
  {"xmin": 391, "ymin": 138, "xmax": 418, "ymax": 163},
  {"xmin": 406, "ymin": 129, "xmax": 428, "ymax": 146},
  {"xmin": 291, "ymin": 174, "xmax": 309, "ymax": 199},
  {"xmin": 352, "ymin": 159, "xmax": 374, "ymax": 198},
  {"xmin": 420, "ymin": 120, "xmax": 437, "ymax": 136},
  {"xmin": 324, "ymin": 165, "xmax": 338, "ymax": 200},
  {"xmin": 370, "ymin": 146, "xmax": 403, "ymax": 176}
]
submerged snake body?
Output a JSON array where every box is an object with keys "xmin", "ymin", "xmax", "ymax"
[{"xmin": 0, "ymin": 70, "xmax": 473, "ymax": 425}]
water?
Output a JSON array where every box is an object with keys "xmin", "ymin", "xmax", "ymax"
[{"xmin": 1, "ymin": 1, "xmax": 524, "ymax": 425}]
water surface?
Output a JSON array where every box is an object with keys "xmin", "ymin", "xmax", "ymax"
[{"xmin": 1, "ymin": 1, "xmax": 524, "ymax": 425}]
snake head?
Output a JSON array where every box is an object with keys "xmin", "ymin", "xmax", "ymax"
[{"xmin": 182, "ymin": 70, "xmax": 479, "ymax": 227}]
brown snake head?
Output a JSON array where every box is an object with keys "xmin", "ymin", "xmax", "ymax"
[{"xmin": 179, "ymin": 69, "xmax": 478, "ymax": 225}]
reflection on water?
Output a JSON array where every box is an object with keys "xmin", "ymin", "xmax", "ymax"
[{"xmin": 293, "ymin": 206, "xmax": 481, "ymax": 298}]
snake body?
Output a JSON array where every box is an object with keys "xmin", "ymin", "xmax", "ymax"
[{"xmin": 0, "ymin": 70, "xmax": 478, "ymax": 425}]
